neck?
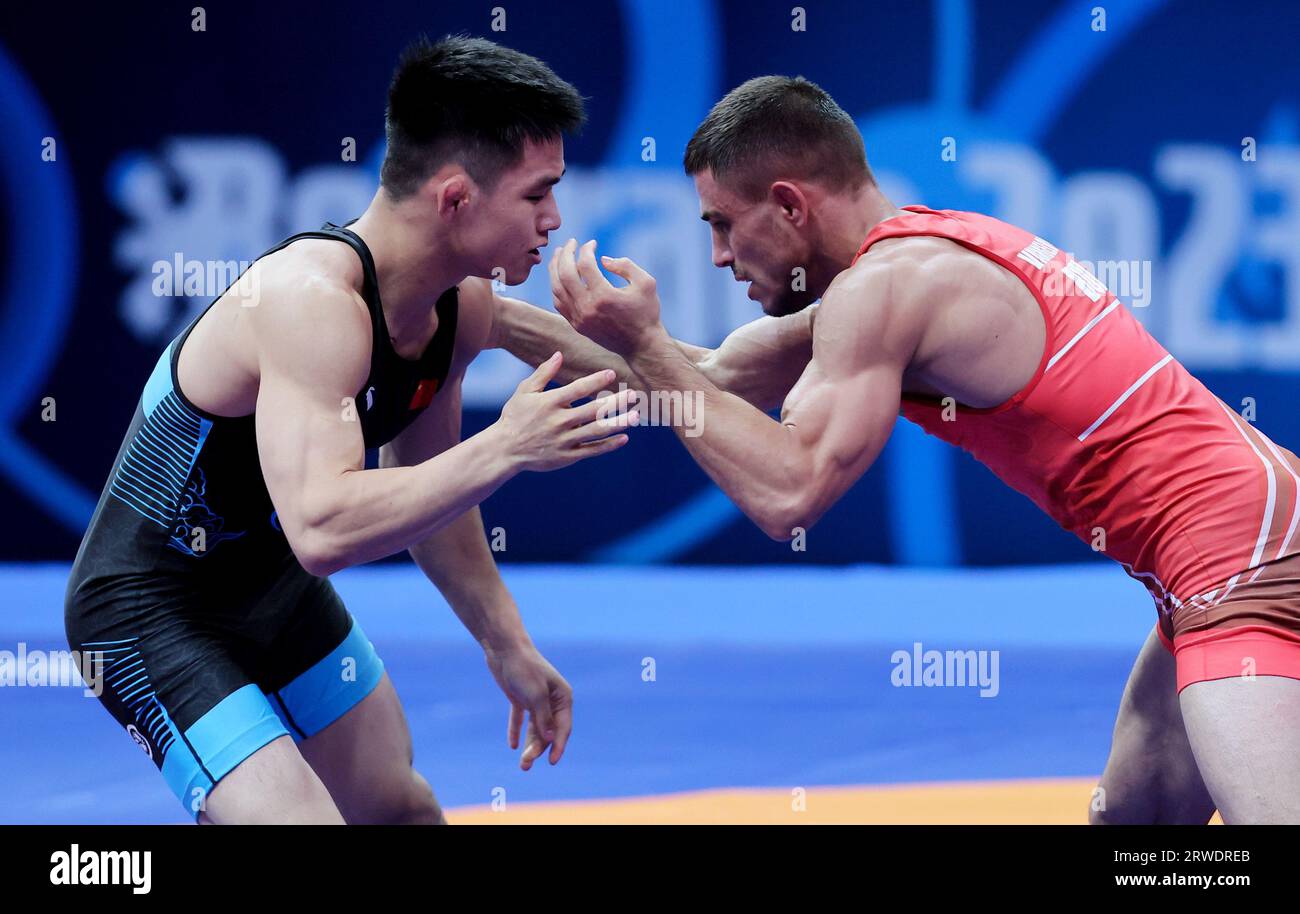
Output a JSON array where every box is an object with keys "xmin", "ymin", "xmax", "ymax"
[
  {"xmin": 346, "ymin": 189, "xmax": 464, "ymax": 337},
  {"xmin": 815, "ymin": 183, "xmax": 904, "ymax": 275}
]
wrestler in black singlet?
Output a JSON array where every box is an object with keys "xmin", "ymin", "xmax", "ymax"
[{"xmin": 65, "ymin": 223, "xmax": 457, "ymax": 818}]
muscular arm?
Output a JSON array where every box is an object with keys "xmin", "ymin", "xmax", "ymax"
[
  {"xmin": 567, "ymin": 258, "xmax": 919, "ymax": 540},
  {"xmin": 252, "ymin": 279, "xmax": 618, "ymax": 577},
  {"xmin": 492, "ymin": 289, "xmax": 815, "ymax": 412}
]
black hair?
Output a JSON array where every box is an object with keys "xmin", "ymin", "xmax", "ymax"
[{"xmin": 381, "ymin": 35, "xmax": 585, "ymax": 199}]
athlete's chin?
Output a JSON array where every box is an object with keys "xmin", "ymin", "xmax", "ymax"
[
  {"xmin": 761, "ymin": 290, "xmax": 816, "ymax": 317},
  {"xmin": 491, "ymin": 263, "xmax": 533, "ymax": 286}
]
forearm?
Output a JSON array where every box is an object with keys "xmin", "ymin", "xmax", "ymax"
[
  {"xmin": 497, "ymin": 296, "xmax": 634, "ymax": 384},
  {"xmin": 408, "ymin": 506, "xmax": 531, "ymax": 651},
  {"xmin": 628, "ymin": 331, "xmax": 807, "ymax": 539},
  {"xmin": 300, "ymin": 424, "xmax": 521, "ymax": 575},
  {"xmin": 497, "ymin": 297, "xmax": 709, "ymax": 386}
]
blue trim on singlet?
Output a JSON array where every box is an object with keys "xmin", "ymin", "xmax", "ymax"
[
  {"xmin": 141, "ymin": 342, "xmax": 174, "ymax": 417},
  {"xmin": 110, "ymin": 341, "xmax": 215, "ymax": 530},
  {"xmin": 160, "ymin": 684, "xmax": 289, "ymax": 821},
  {"xmin": 149, "ymin": 621, "xmax": 381, "ymax": 819},
  {"xmin": 269, "ymin": 619, "xmax": 384, "ymax": 740}
]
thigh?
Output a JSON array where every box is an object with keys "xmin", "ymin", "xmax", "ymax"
[
  {"xmin": 1094, "ymin": 626, "xmax": 1216, "ymax": 824},
  {"xmin": 298, "ymin": 672, "xmax": 444, "ymax": 824},
  {"xmin": 1180, "ymin": 673, "xmax": 1300, "ymax": 824},
  {"xmin": 1168, "ymin": 553, "xmax": 1300, "ymax": 823},
  {"xmin": 253, "ymin": 579, "xmax": 439, "ymax": 823},
  {"xmin": 68, "ymin": 588, "xmax": 303, "ymax": 821},
  {"xmin": 200, "ymin": 734, "xmax": 344, "ymax": 825}
]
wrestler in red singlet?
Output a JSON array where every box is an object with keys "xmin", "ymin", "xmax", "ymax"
[{"xmin": 857, "ymin": 205, "xmax": 1300, "ymax": 692}]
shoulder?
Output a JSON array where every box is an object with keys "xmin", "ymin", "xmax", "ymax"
[
  {"xmin": 825, "ymin": 235, "xmax": 1001, "ymax": 342},
  {"xmin": 848, "ymin": 235, "xmax": 970, "ymax": 292},
  {"xmin": 445, "ymin": 277, "xmax": 496, "ymax": 372},
  {"xmin": 818, "ymin": 241, "xmax": 932, "ymax": 336},
  {"xmin": 855, "ymin": 234, "xmax": 1016, "ymax": 303},
  {"xmin": 810, "ymin": 238, "xmax": 974, "ymax": 374},
  {"xmin": 246, "ymin": 241, "xmax": 373, "ymax": 389}
]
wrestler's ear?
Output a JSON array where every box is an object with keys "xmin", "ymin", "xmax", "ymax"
[
  {"xmin": 770, "ymin": 181, "xmax": 809, "ymax": 227},
  {"xmin": 434, "ymin": 171, "xmax": 474, "ymax": 218}
]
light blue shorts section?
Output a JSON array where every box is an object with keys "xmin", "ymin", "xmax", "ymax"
[
  {"xmin": 268, "ymin": 619, "xmax": 385, "ymax": 740},
  {"xmin": 156, "ymin": 620, "xmax": 383, "ymax": 821},
  {"xmin": 159, "ymin": 684, "xmax": 288, "ymax": 821}
]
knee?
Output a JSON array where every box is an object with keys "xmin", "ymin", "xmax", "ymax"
[
  {"xmin": 1088, "ymin": 797, "xmax": 1138, "ymax": 825},
  {"xmin": 364, "ymin": 768, "xmax": 445, "ymax": 825},
  {"xmin": 1088, "ymin": 776, "xmax": 1154, "ymax": 825},
  {"xmin": 1088, "ymin": 794, "xmax": 1120, "ymax": 825},
  {"xmin": 395, "ymin": 769, "xmax": 445, "ymax": 825},
  {"xmin": 1088, "ymin": 768, "xmax": 1214, "ymax": 825}
]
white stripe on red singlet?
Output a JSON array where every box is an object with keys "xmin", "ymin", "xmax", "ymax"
[
  {"xmin": 1211, "ymin": 400, "xmax": 1274, "ymax": 572},
  {"xmin": 1206, "ymin": 417, "xmax": 1297, "ymax": 606},
  {"xmin": 1077, "ymin": 354, "xmax": 1173, "ymax": 443},
  {"xmin": 1045, "ymin": 299, "xmax": 1120, "ymax": 374},
  {"xmin": 1256, "ymin": 431, "xmax": 1300, "ymax": 561}
]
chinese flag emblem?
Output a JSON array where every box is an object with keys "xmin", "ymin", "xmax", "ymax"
[{"xmin": 409, "ymin": 378, "xmax": 440, "ymax": 410}]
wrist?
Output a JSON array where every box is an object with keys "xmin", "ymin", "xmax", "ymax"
[
  {"xmin": 479, "ymin": 627, "xmax": 534, "ymax": 657},
  {"xmin": 481, "ymin": 420, "xmax": 528, "ymax": 477},
  {"xmin": 470, "ymin": 582, "xmax": 534, "ymax": 654},
  {"xmin": 626, "ymin": 324, "xmax": 675, "ymax": 372}
]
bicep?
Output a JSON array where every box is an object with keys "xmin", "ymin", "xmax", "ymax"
[
  {"xmin": 253, "ymin": 290, "xmax": 370, "ymax": 542},
  {"xmin": 778, "ymin": 273, "xmax": 913, "ymax": 524},
  {"xmin": 782, "ymin": 358, "xmax": 901, "ymax": 520}
]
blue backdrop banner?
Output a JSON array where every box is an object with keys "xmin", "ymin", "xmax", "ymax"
[{"xmin": 3, "ymin": 0, "xmax": 1298, "ymax": 566}]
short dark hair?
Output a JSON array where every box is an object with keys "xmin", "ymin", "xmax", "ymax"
[
  {"xmin": 381, "ymin": 35, "xmax": 586, "ymax": 199},
  {"xmin": 683, "ymin": 76, "xmax": 872, "ymax": 200}
]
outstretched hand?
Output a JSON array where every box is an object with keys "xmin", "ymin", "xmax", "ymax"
[{"xmin": 549, "ymin": 238, "xmax": 668, "ymax": 357}]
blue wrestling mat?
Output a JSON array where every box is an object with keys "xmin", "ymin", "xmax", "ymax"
[{"xmin": 0, "ymin": 563, "xmax": 1153, "ymax": 824}]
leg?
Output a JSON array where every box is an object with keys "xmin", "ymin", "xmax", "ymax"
[
  {"xmin": 199, "ymin": 734, "xmax": 345, "ymax": 824},
  {"xmin": 1179, "ymin": 674, "xmax": 1300, "ymax": 823},
  {"xmin": 260, "ymin": 580, "xmax": 442, "ymax": 824},
  {"xmin": 1091, "ymin": 626, "xmax": 1216, "ymax": 824},
  {"xmin": 68, "ymin": 596, "xmax": 344, "ymax": 825},
  {"xmin": 298, "ymin": 673, "xmax": 444, "ymax": 825}
]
